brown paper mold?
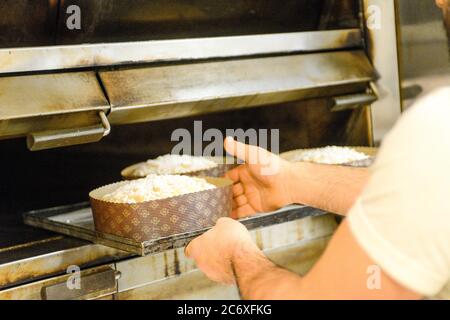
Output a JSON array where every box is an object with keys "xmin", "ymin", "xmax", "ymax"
[
  {"xmin": 121, "ymin": 156, "xmax": 237, "ymax": 180},
  {"xmin": 89, "ymin": 177, "xmax": 233, "ymax": 242}
]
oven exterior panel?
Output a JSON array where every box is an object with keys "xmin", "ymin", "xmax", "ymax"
[
  {"xmin": 396, "ymin": 0, "xmax": 450, "ymax": 110},
  {"xmin": 0, "ymin": 264, "xmax": 118, "ymax": 300},
  {"xmin": 54, "ymin": 0, "xmax": 360, "ymax": 45},
  {"xmin": 116, "ymin": 239, "xmax": 331, "ymax": 300},
  {"xmin": 0, "ymin": 29, "xmax": 362, "ymax": 74},
  {"xmin": 101, "ymin": 51, "xmax": 375, "ymax": 125},
  {"xmin": 0, "ymin": 238, "xmax": 128, "ymax": 290},
  {"xmin": 0, "ymin": 72, "xmax": 112, "ymax": 149},
  {"xmin": 115, "ymin": 215, "xmax": 337, "ymax": 295},
  {"xmin": 115, "ymin": 215, "xmax": 337, "ymax": 299},
  {"xmin": 363, "ymin": 0, "xmax": 403, "ymax": 143}
]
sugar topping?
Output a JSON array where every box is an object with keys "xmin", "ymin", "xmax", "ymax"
[
  {"xmin": 102, "ymin": 174, "xmax": 216, "ymax": 203},
  {"xmin": 131, "ymin": 154, "xmax": 218, "ymax": 176},
  {"xmin": 293, "ymin": 146, "xmax": 369, "ymax": 165}
]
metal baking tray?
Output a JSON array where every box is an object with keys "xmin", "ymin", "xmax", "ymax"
[{"xmin": 23, "ymin": 203, "xmax": 327, "ymax": 256}]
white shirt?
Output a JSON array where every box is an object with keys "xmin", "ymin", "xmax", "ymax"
[{"xmin": 349, "ymin": 87, "xmax": 450, "ymax": 299}]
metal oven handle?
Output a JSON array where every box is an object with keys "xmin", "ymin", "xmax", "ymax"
[
  {"xmin": 27, "ymin": 111, "xmax": 111, "ymax": 151},
  {"xmin": 330, "ymin": 92, "xmax": 378, "ymax": 112},
  {"xmin": 41, "ymin": 268, "xmax": 120, "ymax": 300}
]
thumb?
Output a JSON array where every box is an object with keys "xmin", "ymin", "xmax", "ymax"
[
  {"xmin": 224, "ymin": 137, "xmax": 272, "ymax": 164},
  {"xmin": 184, "ymin": 240, "xmax": 194, "ymax": 259},
  {"xmin": 436, "ymin": 0, "xmax": 447, "ymax": 9}
]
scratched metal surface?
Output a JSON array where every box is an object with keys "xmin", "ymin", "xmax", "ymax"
[{"xmin": 0, "ymin": 205, "xmax": 129, "ymax": 290}]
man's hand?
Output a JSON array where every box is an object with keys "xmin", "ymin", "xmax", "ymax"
[
  {"xmin": 185, "ymin": 217, "xmax": 262, "ymax": 285},
  {"xmin": 224, "ymin": 137, "xmax": 295, "ymax": 219},
  {"xmin": 224, "ymin": 137, "xmax": 369, "ymax": 217},
  {"xmin": 187, "ymin": 219, "xmax": 421, "ymax": 300},
  {"xmin": 436, "ymin": 0, "xmax": 448, "ymax": 9}
]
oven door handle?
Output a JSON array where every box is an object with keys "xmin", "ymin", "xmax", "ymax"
[
  {"xmin": 27, "ymin": 111, "xmax": 111, "ymax": 151},
  {"xmin": 41, "ymin": 268, "xmax": 120, "ymax": 300},
  {"xmin": 330, "ymin": 92, "xmax": 378, "ymax": 112}
]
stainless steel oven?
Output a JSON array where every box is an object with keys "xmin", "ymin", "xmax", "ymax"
[{"xmin": 0, "ymin": 0, "xmax": 447, "ymax": 300}]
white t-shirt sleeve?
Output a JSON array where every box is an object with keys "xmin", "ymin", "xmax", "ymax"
[{"xmin": 348, "ymin": 88, "xmax": 450, "ymax": 298}]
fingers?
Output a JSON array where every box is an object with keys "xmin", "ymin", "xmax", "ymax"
[
  {"xmin": 224, "ymin": 167, "xmax": 240, "ymax": 183},
  {"xmin": 231, "ymin": 204, "xmax": 257, "ymax": 219},
  {"xmin": 235, "ymin": 195, "xmax": 248, "ymax": 207},
  {"xmin": 232, "ymin": 183, "xmax": 244, "ymax": 197},
  {"xmin": 224, "ymin": 137, "xmax": 272, "ymax": 164},
  {"xmin": 231, "ymin": 195, "xmax": 247, "ymax": 210},
  {"xmin": 224, "ymin": 136, "xmax": 239, "ymax": 159},
  {"xmin": 231, "ymin": 198, "xmax": 237, "ymax": 210},
  {"xmin": 184, "ymin": 239, "xmax": 193, "ymax": 258},
  {"xmin": 436, "ymin": 0, "xmax": 447, "ymax": 9},
  {"xmin": 234, "ymin": 204, "xmax": 256, "ymax": 219}
]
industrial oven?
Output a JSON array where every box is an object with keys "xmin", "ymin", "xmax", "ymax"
[{"xmin": 0, "ymin": 0, "xmax": 448, "ymax": 299}]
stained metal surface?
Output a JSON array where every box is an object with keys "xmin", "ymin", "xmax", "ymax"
[
  {"xmin": 397, "ymin": 0, "xmax": 450, "ymax": 78},
  {"xmin": 55, "ymin": 0, "xmax": 360, "ymax": 44},
  {"xmin": 396, "ymin": 0, "xmax": 450, "ymax": 110},
  {"xmin": 0, "ymin": 237, "xmax": 128, "ymax": 289},
  {"xmin": 117, "ymin": 266, "xmax": 240, "ymax": 300},
  {"xmin": 0, "ymin": 0, "xmax": 362, "ymax": 73},
  {"xmin": 0, "ymin": 206, "xmax": 128, "ymax": 290},
  {"xmin": 0, "ymin": 0, "xmax": 58, "ymax": 48},
  {"xmin": 117, "ymin": 238, "xmax": 332, "ymax": 300},
  {"xmin": 363, "ymin": 0, "xmax": 450, "ymax": 143},
  {"xmin": 0, "ymin": 0, "xmax": 360, "ymax": 49},
  {"xmin": 0, "ymin": 72, "xmax": 109, "ymax": 139},
  {"xmin": 24, "ymin": 202, "xmax": 328, "ymax": 256},
  {"xmin": 42, "ymin": 268, "xmax": 117, "ymax": 300},
  {"xmin": 0, "ymin": 72, "xmax": 108, "ymax": 120},
  {"xmin": 0, "ymin": 29, "xmax": 362, "ymax": 74},
  {"xmin": 100, "ymin": 51, "xmax": 375, "ymax": 125},
  {"xmin": 0, "ymin": 203, "xmax": 129, "ymax": 291},
  {"xmin": 116, "ymin": 214, "xmax": 337, "ymax": 296},
  {"xmin": 363, "ymin": 0, "xmax": 403, "ymax": 143},
  {"xmin": 0, "ymin": 264, "xmax": 117, "ymax": 300},
  {"xmin": 1, "ymin": 214, "xmax": 336, "ymax": 299}
]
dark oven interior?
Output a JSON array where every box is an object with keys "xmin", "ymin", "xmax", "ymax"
[
  {"xmin": 0, "ymin": 100, "xmax": 371, "ymax": 246},
  {"xmin": 1, "ymin": 0, "xmax": 360, "ymax": 48}
]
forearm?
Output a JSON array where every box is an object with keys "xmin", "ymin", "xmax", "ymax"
[
  {"xmin": 287, "ymin": 162, "xmax": 369, "ymax": 215},
  {"xmin": 231, "ymin": 221, "xmax": 421, "ymax": 300},
  {"xmin": 232, "ymin": 242, "xmax": 305, "ymax": 300}
]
